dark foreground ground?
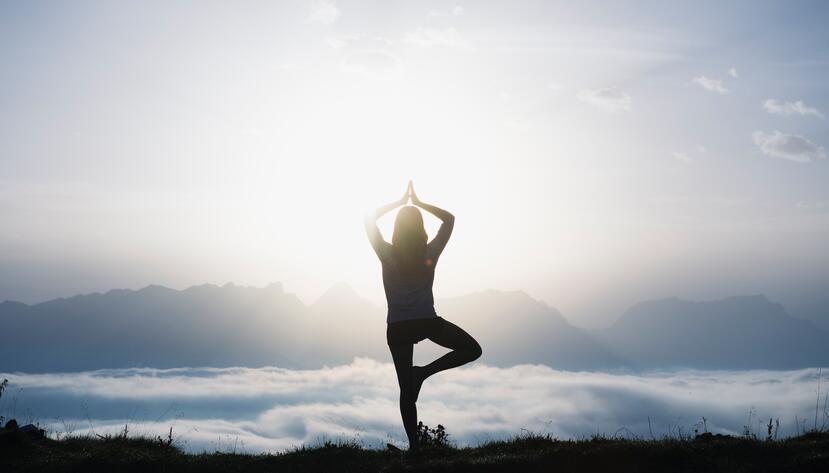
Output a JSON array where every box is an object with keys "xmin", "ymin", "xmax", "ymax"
[{"xmin": 2, "ymin": 429, "xmax": 828, "ymax": 473}]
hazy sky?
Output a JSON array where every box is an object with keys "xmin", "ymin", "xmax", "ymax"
[{"xmin": 1, "ymin": 1, "xmax": 827, "ymax": 326}]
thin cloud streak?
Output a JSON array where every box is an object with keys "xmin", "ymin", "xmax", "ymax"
[
  {"xmin": 341, "ymin": 50, "xmax": 401, "ymax": 78},
  {"xmin": 307, "ymin": 0, "xmax": 340, "ymax": 25},
  {"xmin": 429, "ymin": 6, "xmax": 465, "ymax": 17},
  {"xmin": 672, "ymin": 152, "xmax": 692, "ymax": 163},
  {"xmin": 763, "ymin": 99, "xmax": 824, "ymax": 119},
  {"xmin": 577, "ymin": 87, "xmax": 632, "ymax": 113},
  {"xmin": 403, "ymin": 27, "xmax": 470, "ymax": 49},
  {"xmin": 693, "ymin": 76, "xmax": 729, "ymax": 94},
  {"xmin": 753, "ymin": 130, "xmax": 826, "ymax": 163}
]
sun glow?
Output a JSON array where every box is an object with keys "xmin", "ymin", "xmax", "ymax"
[{"xmin": 3, "ymin": 1, "xmax": 826, "ymax": 326}]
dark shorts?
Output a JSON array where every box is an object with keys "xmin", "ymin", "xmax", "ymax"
[{"xmin": 386, "ymin": 316, "xmax": 447, "ymax": 346}]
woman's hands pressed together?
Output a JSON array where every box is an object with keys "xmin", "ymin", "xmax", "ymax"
[
  {"xmin": 406, "ymin": 180, "xmax": 453, "ymax": 224},
  {"xmin": 407, "ymin": 180, "xmax": 422, "ymax": 206},
  {"xmin": 368, "ymin": 180, "xmax": 453, "ymax": 225}
]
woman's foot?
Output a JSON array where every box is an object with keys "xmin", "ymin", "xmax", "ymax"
[
  {"xmin": 405, "ymin": 438, "xmax": 421, "ymax": 453},
  {"xmin": 411, "ymin": 366, "xmax": 426, "ymax": 402}
]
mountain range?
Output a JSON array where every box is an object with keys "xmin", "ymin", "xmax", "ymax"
[{"xmin": 1, "ymin": 282, "xmax": 827, "ymax": 372}]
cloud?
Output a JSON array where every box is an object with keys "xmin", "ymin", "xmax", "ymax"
[
  {"xmin": 672, "ymin": 152, "xmax": 692, "ymax": 163},
  {"xmin": 325, "ymin": 37, "xmax": 348, "ymax": 49},
  {"xmin": 341, "ymin": 50, "xmax": 401, "ymax": 78},
  {"xmin": 324, "ymin": 33, "xmax": 400, "ymax": 79},
  {"xmin": 577, "ymin": 87, "xmax": 632, "ymax": 113},
  {"xmin": 728, "ymin": 67, "xmax": 738, "ymax": 78},
  {"xmin": 307, "ymin": 0, "xmax": 339, "ymax": 25},
  {"xmin": 753, "ymin": 130, "xmax": 826, "ymax": 163},
  {"xmin": 763, "ymin": 99, "xmax": 824, "ymax": 119},
  {"xmin": 403, "ymin": 27, "xmax": 470, "ymax": 49},
  {"xmin": 796, "ymin": 201, "xmax": 829, "ymax": 212},
  {"xmin": 326, "ymin": 33, "xmax": 393, "ymax": 50},
  {"xmin": 693, "ymin": 76, "xmax": 729, "ymax": 94},
  {"xmin": 429, "ymin": 5, "xmax": 465, "ymax": 17},
  {"xmin": 4, "ymin": 361, "xmax": 823, "ymax": 453},
  {"xmin": 672, "ymin": 146, "xmax": 707, "ymax": 162}
]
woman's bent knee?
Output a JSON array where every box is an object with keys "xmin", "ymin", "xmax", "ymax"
[{"xmin": 469, "ymin": 341, "xmax": 482, "ymax": 361}]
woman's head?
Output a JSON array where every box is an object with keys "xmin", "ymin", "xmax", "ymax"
[{"xmin": 392, "ymin": 206, "xmax": 428, "ymax": 274}]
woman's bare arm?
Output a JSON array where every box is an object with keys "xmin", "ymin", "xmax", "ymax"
[
  {"xmin": 364, "ymin": 185, "xmax": 410, "ymax": 254},
  {"xmin": 409, "ymin": 182, "xmax": 454, "ymax": 224},
  {"xmin": 409, "ymin": 181, "xmax": 454, "ymax": 258}
]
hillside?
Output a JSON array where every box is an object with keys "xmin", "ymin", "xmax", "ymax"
[
  {"xmin": 435, "ymin": 289, "xmax": 620, "ymax": 369},
  {"xmin": 595, "ymin": 295, "xmax": 829, "ymax": 369},
  {"xmin": 1, "ymin": 283, "xmax": 614, "ymax": 372},
  {"xmin": 1, "ymin": 427, "xmax": 827, "ymax": 473}
]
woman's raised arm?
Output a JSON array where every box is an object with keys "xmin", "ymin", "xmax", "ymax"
[
  {"xmin": 364, "ymin": 185, "xmax": 410, "ymax": 256},
  {"xmin": 409, "ymin": 181, "xmax": 454, "ymax": 224},
  {"xmin": 409, "ymin": 182, "xmax": 454, "ymax": 258}
]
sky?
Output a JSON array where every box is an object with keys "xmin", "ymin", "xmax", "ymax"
[
  {"xmin": 2, "ymin": 361, "xmax": 825, "ymax": 452},
  {"xmin": 1, "ymin": 1, "xmax": 828, "ymax": 327}
]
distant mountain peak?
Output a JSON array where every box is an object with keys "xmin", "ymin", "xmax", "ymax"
[
  {"xmin": 0, "ymin": 299, "xmax": 28, "ymax": 308},
  {"xmin": 718, "ymin": 294, "xmax": 771, "ymax": 304},
  {"xmin": 313, "ymin": 281, "xmax": 370, "ymax": 307},
  {"xmin": 598, "ymin": 293, "xmax": 828, "ymax": 369},
  {"xmin": 446, "ymin": 288, "xmax": 548, "ymax": 308},
  {"xmin": 264, "ymin": 282, "xmax": 284, "ymax": 293},
  {"xmin": 3, "ymin": 282, "xmax": 826, "ymax": 372},
  {"xmin": 136, "ymin": 284, "xmax": 176, "ymax": 295},
  {"xmin": 214, "ymin": 281, "xmax": 286, "ymax": 293},
  {"xmin": 612, "ymin": 293, "xmax": 792, "ymax": 332}
]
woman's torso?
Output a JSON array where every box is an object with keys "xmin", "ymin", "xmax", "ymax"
[
  {"xmin": 373, "ymin": 220, "xmax": 453, "ymax": 323},
  {"xmin": 381, "ymin": 255, "xmax": 438, "ymax": 323}
]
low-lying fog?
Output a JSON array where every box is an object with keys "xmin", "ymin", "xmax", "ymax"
[{"xmin": 2, "ymin": 360, "xmax": 826, "ymax": 453}]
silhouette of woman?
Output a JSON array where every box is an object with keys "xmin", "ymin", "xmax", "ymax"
[{"xmin": 365, "ymin": 181, "xmax": 482, "ymax": 450}]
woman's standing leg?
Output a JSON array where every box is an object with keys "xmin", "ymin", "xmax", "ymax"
[
  {"xmin": 389, "ymin": 343, "xmax": 419, "ymax": 449},
  {"xmin": 413, "ymin": 320, "xmax": 482, "ymax": 401}
]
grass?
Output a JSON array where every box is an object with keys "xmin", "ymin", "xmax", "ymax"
[{"xmin": 2, "ymin": 428, "xmax": 828, "ymax": 473}]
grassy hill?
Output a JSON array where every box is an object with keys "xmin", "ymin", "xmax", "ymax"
[{"xmin": 2, "ymin": 427, "xmax": 828, "ymax": 473}]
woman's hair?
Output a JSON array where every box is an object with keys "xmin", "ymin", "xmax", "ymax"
[{"xmin": 391, "ymin": 206, "xmax": 428, "ymax": 277}]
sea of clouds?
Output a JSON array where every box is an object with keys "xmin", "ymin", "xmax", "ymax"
[{"xmin": 1, "ymin": 359, "xmax": 826, "ymax": 453}]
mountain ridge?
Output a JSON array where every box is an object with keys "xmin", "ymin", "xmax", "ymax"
[{"xmin": 2, "ymin": 282, "xmax": 827, "ymax": 372}]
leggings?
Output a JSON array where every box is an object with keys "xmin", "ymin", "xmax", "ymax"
[{"xmin": 388, "ymin": 318, "xmax": 481, "ymax": 448}]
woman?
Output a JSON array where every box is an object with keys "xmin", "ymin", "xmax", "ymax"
[{"xmin": 365, "ymin": 181, "xmax": 482, "ymax": 450}]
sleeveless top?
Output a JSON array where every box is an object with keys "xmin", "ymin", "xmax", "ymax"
[{"xmin": 368, "ymin": 220, "xmax": 453, "ymax": 323}]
